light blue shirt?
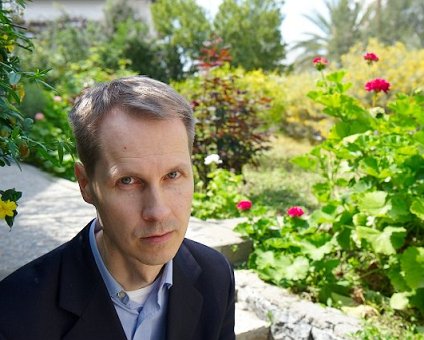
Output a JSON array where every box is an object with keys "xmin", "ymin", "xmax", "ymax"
[{"xmin": 89, "ymin": 220, "xmax": 173, "ymax": 340}]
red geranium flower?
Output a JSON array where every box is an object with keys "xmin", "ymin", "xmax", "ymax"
[
  {"xmin": 236, "ymin": 200, "xmax": 252, "ymax": 211},
  {"xmin": 313, "ymin": 56, "xmax": 328, "ymax": 71},
  {"xmin": 287, "ymin": 206, "xmax": 304, "ymax": 218},
  {"xmin": 365, "ymin": 78, "xmax": 391, "ymax": 93},
  {"xmin": 363, "ymin": 52, "xmax": 379, "ymax": 63}
]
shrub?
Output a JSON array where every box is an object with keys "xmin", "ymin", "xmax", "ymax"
[
  {"xmin": 174, "ymin": 38, "xmax": 270, "ymax": 186},
  {"xmin": 236, "ymin": 52, "xmax": 424, "ymax": 330},
  {"xmin": 192, "ymin": 167, "xmax": 246, "ymax": 220},
  {"xmin": 1, "ymin": 0, "xmax": 61, "ymax": 227}
]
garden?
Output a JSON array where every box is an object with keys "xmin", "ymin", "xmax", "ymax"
[{"xmin": 1, "ymin": 0, "xmax": 424, "ymax": 338}]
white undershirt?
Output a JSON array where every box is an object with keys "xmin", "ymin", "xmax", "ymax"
[{"xmin": 125, "ymin": 281, "xmax": 156, "ymax": 305}]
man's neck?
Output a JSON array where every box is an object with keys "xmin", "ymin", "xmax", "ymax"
[{"xmin": 95, "ymin": 230, "xmax": 163, "ymax": 291}]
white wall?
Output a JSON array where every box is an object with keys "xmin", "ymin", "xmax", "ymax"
[{"xmin": 24, "ymin": 0, "xmax": 154, "ymax": 28}]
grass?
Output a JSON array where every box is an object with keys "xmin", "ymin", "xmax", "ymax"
[{"xmin": 243, "ymin": 134, "xmax": 320, "ymax": 214}]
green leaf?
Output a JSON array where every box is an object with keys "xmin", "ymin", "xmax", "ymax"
[
  {"xmin": 357, "ymin": 191, "xmax": 390, "ymax": 216},
  {"xmin": 263, "ymin": 238, "xmax": 292, "ymax": 250},
  {"xmin": 312, "ymin": 182, "xmax": 331, "ymax": 203},
  {"xmin": 387, "ymin": 195, "xmax": 412, "ymax": 222},
  {"xmin": 400, "ymin": 247, "xmax": 424, "ymax": 290},
  {"xmin": 326, "ymin": 70, "xmax": 346, "ymax": 83},
  {"xmin": 390, "ymin": 292, "xmax": 411, "ymax": 310},
  {"xmin": 302, "ymin": 240, "xmax": 334, "ymax": 261},
  {"xmin": 388, "ymin": 268, "xmax": 409, "ymax": 291},
  {"xmin": 410, "ymin": 197, "xmax": 424, "ymax": 220},
  {"xmin": 356, "ymin": 226, "xmax": 406, "ymax": 255},
  {"xmin": 285, "ymin": 256, "xmax": 309, "ymax": 281}
]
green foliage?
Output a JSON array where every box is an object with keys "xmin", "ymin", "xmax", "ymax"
[
  {"xmin": 152, "ymin": 0, "xmax": 287, "ymax": 73},
  {"xmin": 365, "ymin": 0, "xmax": 424, "ymax": 48},
  {"xmin": 102, "ymin": 0, "xmax": 184, "ymax": 82},
  {"xmin": 236, "ymin": 53, "xmax": 424, "ymax": 330},
  {"xmin": 0, "ymin": 0, "xmax": 64, "ymax": 227},
  {"xmin": 214, "ymin": 0, "xmax": 286, "ymax": 71},
  {"xmin": 174, "ymin": 39, "xmax": 270, "ymax": 186},
  {"xmin": 151, "ymin": 0, "xmax": 212, "ymax": 72},
  {"xmin": 192, "ymin": 168, "xmax": 245, "ymax": 220},
  {"xmin": 20, "ymin": 49, "xmax": 132, "ymax": 180}
]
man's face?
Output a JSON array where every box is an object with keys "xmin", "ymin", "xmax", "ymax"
[{"xmin": 77, "ymin": 109, "xmax": 194, "ymax": 267}]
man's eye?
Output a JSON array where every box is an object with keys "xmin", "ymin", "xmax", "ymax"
[
  {"xmin": 120, "ymin": 177, "xmax": 134, "ymax": 185},
  {"xmin": 167, "ymin": 171, "xmax": 180, "ymax": 179}
]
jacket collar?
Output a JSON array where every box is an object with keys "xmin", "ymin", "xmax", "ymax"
[
  {"xmin": 166, "ymin": 240, "xmax": 203, "ymax": 340},
  {"xmin": 56, "ymin": 222, "xmax": 203, "ymax": 340},
  {"xmin": 58, "ymin": 222, "xmax": 127, "ymax": 340}
]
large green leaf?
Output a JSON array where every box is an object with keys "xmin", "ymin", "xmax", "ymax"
[
  {"xmin": 410, "ymin": 197, "xmax": 424, "ymax": 221},
  {"xmin": 301, "ymin": 240, "xmax": 334, "ymax": 261},
  {"xmin": 390, "ymin": 292, "xmax": 411, "ymax": 310},
  {"xmin": 357, "ymin": 191, "xmax": 390, "ymax": 216},
  {"xmin": 356, "ymin": 226, "xmax": 406, "ymax": 255},
  {"xmin": 387, "ymin": 195, "xmax": 411, "ymax": 222},
  {"xmin": 400, "ymin": 247, "xmax": 424, "ymax": 290},
  {"xmin": 285, "ymin": 256, "xmax": 309, "ymax": 281}
]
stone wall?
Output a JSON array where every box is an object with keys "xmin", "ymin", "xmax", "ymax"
[{"xmin": 236, "ymin": 270, "xmax": 362, "ymax": 340}]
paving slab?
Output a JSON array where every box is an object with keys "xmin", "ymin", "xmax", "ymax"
[{"xmin": 0, "ymin": 163, "xmax": 250, "ymax": 279}]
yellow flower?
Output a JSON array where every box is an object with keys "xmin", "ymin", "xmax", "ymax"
[{"xmin": 0, "ymin": 199, "xmax": 17, "ymax": 219}]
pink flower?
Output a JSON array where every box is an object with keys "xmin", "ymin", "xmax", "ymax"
[
  {"xmin": 313, "ymin": 56, "xmax": 328, "ymax": 71},
  {"xmin": 34, "ymin": 112, "xmax": 45, "ymax": 121},
  {"xmin": 363, "ymin": 52, "xmax": 379, "ymax": 63},
  {"xmin": 365, "ymin": 78, "xmax": 391, "ymax": 93},
  {"xmin": 236, "ymin": 200, "xmax": 252, "ymax": 211},
  {"xmin": 53, "ymin": 95, "xmax": 62, "ymax": 102},
  {"xmin": 287, "ymin": 206, "xmax": 304, "ymax": 218}
]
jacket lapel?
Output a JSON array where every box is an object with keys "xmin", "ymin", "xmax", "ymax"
[
  {"xmin": 58, "ymin": 223, "xmax": 127, "ymax": 340},
  {"xmin": 166, "ymin": 241, "xmax": 203, "ymax": 340}
]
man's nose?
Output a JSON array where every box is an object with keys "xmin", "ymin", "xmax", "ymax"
[{"xmin": 141, "ymin": 187, "xmax": 172, "ymax": 222}]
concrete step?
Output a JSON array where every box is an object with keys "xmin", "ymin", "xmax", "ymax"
[
  {"xmin": 235, "ymin": 302, "xmax": 270, "ymax": 340},
  {"xmin": 186, "ymin": 217, "xmax": 252, "ymax": 265}
]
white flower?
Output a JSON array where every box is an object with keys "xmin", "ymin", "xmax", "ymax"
[
  {"xmin": 369, "ymin": 106, "xmax": 385, "ymax": 117},
  {"xmin": 204, "ymin": 154, "xmax": 222, "ymax": 165}
]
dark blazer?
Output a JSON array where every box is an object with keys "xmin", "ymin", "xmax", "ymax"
[{"xmin": 0, "ymin": 222, "xmax": 235, "ymax": 340}]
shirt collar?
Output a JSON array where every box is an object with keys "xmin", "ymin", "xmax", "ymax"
[{"xmin": 88, "ymin": 219, "xmax": 173, "ymax": 301}]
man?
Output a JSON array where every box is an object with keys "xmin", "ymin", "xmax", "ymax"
[{"xmin": 0, "ymin": 76, "xmax": 235, "ymax": 340}]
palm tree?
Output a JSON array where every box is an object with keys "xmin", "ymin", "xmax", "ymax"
[{"xmin": 291, "ymin": 0, "xmax": 371, "ymax": 69}]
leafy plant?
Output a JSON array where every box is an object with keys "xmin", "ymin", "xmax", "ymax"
[
  {"xmin": 192, "ymin": 167, "xmax": 246, "ymax": 220},
  {"xmin": 236, "ymin": 52, "xmax": 424, "ymax": 331},
  {"xmin": 176, "ymin": 37, "xmax": 270, "ymax": 186},
  {"xmin": 0, "ymin": 0, "xmax": 64, "ymax": 227}
]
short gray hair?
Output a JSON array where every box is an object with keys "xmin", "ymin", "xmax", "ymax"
[{"xmin": 69, "ymin": 76, "xmax": 195, "ymax": 177}]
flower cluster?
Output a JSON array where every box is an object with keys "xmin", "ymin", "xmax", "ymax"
[
  {"xmin": 0, "ymin": 199, "xmax": 17, "ymax": 219},
  {"xmin": 236, "ymin": 200, "xmax": 252, "ymax": 211},
  {"xmin": 287, "ymin": 206, "xmax": 304, "ymax": 218},
  {"xmin": 313, "ymin": 56, "xmax": 328, "ymax": 71},
  {"xmin": 365, "ymin": 78, "xmax": 391, "ymax": 93},
  {"xmin": 363, "ymin": 52, "xmax": 379, "ymax": 64},
  {"xmin": 204, "ymin": 154, "xmax": 223, "ymax": 165}
]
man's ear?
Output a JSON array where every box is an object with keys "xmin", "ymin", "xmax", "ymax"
[{"xmin": 75, "ymin": 162, "xmax": 94, "ymax": 204}]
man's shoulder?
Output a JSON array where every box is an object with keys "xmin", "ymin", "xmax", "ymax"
[
  {"xmin": 0, "ymin": 241, "xmax": 66, "ymax": 289},
  {"xmin": 179, "ymin": 238, "xmax": 234, "ymax": 277},
  {"xmin": 0, "ymin": 223, "xmax": 90, "ymax": 297}
]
